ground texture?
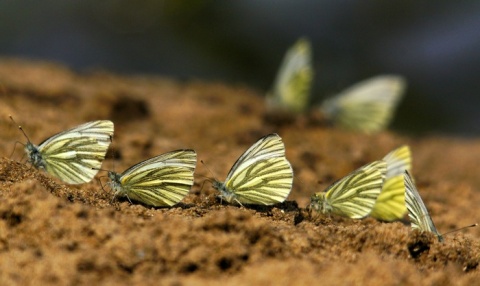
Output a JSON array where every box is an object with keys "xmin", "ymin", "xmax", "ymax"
[{"xmin": 0, "ymin": 58, "xmax": 479, "ymax": 285}]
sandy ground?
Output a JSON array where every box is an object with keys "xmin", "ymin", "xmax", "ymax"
[{"xmin": 0, "ymin": 58, "xmax": 479, "ymax": 285}]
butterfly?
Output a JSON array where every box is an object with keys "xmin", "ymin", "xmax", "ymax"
[
  {"xmin": 21, "ymin": 120, "xmax": 114, "ymax": 184},
  {"xmin": 266, "ymin": 38, "xmax": 314, "ymax": 115},
  {"xmin": 319, "ymin": 75, "xmax": 406, "ymax": 133},
  {"xmin": 309, "ymin": 160, "xmax": 387, "ymax": 219},
  {"xmin": 108, "ymin": 149, "xmax": 197, "ymax": 207},
  {"xmin": 404, "ymin": 170, "xmax": 444, "ymax": 242},
  {"xmin": 212, "ymin": 133, "xmax": 293, "ymax": 206},
  {"xmin": 370, "ymin": 145, "xmax": 412, "ymax": 221}
]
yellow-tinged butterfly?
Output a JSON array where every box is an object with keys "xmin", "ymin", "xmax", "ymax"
[
  {"xmin": 319, "ymin": 75, "xmax": 406, "ymax": 133},
  {"xmin": 404, "ymin": 170, "xmax": 444, "ymax": 242},
  {"xmin": 212, "ymin": 133, "xmax": 293, "ymax": 206},
  {"xmin": 19, "ymin": 120, "xmax": 114, "ymax": 184},
  {"xmin": 370, "ymin": 145, "xmax": 412, "ymax": 221},
  {"xmin": 108, "ymin": 149, "xmax": 197, "ymax": 207},
  {"xmin": 309, "ymin": 160, "xmax": 387, "ymax": 219},
  {"xmin": 266, "ymin": 38, "xmax": 313, "ymax": 115}
]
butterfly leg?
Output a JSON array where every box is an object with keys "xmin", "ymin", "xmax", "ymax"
[{"xmin": 234, "ymin": 198, "xmax": 245, "ymax": 208}]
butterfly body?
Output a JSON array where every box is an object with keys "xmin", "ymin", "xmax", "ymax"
[
  {"xmin": 109, "ymin": 149, "xmax": 197, "ymax": 207},
  {"xmin": 212, "ymin": 134, "xmax": 293, "ymax": 206},
  {"xmin": 23, "ymin": 120, "xmax": 114, "ymax": 184},
  {"xmin": 309, "ymin": 160, "xmax": 387, "ymax": 219},
  {"xmin": 309, "ymin": 192, "xmax": 334, "ymax": 214},
  {"xmin": 25, "ymin": 142, "xmax": 46, "ymax": 169}
]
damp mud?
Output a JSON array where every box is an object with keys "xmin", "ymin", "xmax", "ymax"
[{"xmin": 0, "ymin": 58, "xmax": 479, "ymax": 285}]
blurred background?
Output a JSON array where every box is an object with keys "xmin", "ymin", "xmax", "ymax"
[{"xmin": 0, "ymin": 1, "xmax": 479, "ymax": 136}]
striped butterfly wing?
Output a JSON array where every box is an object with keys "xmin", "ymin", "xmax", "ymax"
[
  {"xmin": 223, "ymin": 133, "xmax": 293, "ymax": 205},
  {"xmin": 404, "ymin": 171, "xmax": 444, "ymax": 242},
  {"xmin": 311, "ymin": 160, "xmax": 387, "ymax": 219},
  {"xmin": 36, "ymin": 120, "xmax": 114, "ymax": 184},
  {"xmin": 370, "ymin": 146, "xmax": 411, "ymax": 221},
  {"xmin": 266, "ymin": 38, "xmax": 313, "ymax": 114},
  {"xmin": 320, "ymin": 75, "xmax": 406, "ymax": 133},
  {"xmin": 116, "ymin": 149, "xmax": 197, "ymax": 207}
]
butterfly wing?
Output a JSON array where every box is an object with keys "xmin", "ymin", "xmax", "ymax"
[
  {"xmin": 320, "ymin": 75, "xmax": 406, "ymax": 133},
  {"xmin": 266, "ymin": 38, "xmax": 313, "ymax": 114},
  {"xmin": 313, "ymin": 160, "xmax": 386, "ymax": 219},
  {"xmin": 404, "ymin": 171, "xmax": 443, "ymax": 242},
  {"xmin": 37, "ymin": 120, "xmax": 114, "ymax": 184},
  {"xmin": 223, "ymin": 133, "xmax": 293, "ymax": 205},
  {"xmin": 117, "ymin": 149, "xmax": 197, "ymax": 207},
  {"xmin": 370, "ymin": 175, "xmax": 406, "ymax": 221},
  {"xmin": 370, "ymin": 146, "xmax": 411, "ymax": 221},
  {"xmin": 383, "ymin": 145, "xmax": 412, "ymax": 179}
]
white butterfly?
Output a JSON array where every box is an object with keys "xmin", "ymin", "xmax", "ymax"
[
  {"xmin": 212, "ymin": 133, "xmax": 293, "ymax": 205},
  {"xmin": 266, "ymin": 38, "xmax": 314, "ymax": 115},
  {"xmin": 108, "ymin": 149, "xmax": 197, "ymax": 207},
  {"xmin": 320, "ymin": 75, "xmax": 406, "ymax": 133},
  {"xmin": 22, "ymin": 120, "xmax": 114, "ymax": 184},
  {"xmin": 404, "ymin": 171, "xmax": 444, "ymax": 242},
  {"xmin": 309, "ymin": 160, "xmax": 387, "ymax": 219}
]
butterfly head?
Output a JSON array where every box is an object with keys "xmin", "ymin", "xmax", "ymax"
[
  {"xmin": 25, "ymin": 142, "xmax": 46, "ymax": 169},
  {"xmin": 212, "ymin": 180, "xmax": 239, "ymax": 205},
  {"xmin": 10, "ymin": 116, "xmax": 44, "ymax": 168},
  {"xmin": 309, "ymin": 192, "xmax": 331, "ymax": 214},
  {"xmin": 107, "ymin": 171, "xmax": 123, "ymax": 192}
]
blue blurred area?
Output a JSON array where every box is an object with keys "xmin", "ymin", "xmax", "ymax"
[{"xmin": 1, "ymin": 1, "xmax": 479, "ymax": 136}]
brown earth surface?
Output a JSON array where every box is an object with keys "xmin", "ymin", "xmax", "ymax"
[{"xmin": 0, "ymin": 58, "xmax": 479, "ymax": 285}]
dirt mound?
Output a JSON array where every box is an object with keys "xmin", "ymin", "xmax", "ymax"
[{"xmin": 0, "ymin": 58, "xmax": 479, "ymax": 285}]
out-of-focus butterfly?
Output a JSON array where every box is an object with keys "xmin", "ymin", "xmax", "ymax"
[
  {"xmin": 370, "ymin": 145, "xmax": 412, "ymax": 221},
  {"xmin": 319, "ymin": 75, "xmax": 406, "ymax": 133},
  {"xmin": 18, "ymin": 120, "xmax": 114, "ymax": 184},
  {"xmin": 108, "ymin": 149, "xmax": 197, "ymax": 207},
  {"xmin": 266, "ymin": 38, "xmax": 313, "ymax": 115},
  {"xmin": 212, "ymin": 133, "xmax": 293, "ymax": 206},
  {"xmin": 404, "ymin": 170, "xmax": 444, "ymax": 242},
  {"xmin": 309, "ymin": 160, "xmax": 387, "ymax": 219}
]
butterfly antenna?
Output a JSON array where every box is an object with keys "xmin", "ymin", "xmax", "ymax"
[
  {"xmin": 96, "ymin": 177, "xmax": 107, "ymax": 192},
  {"xmin": 9, "ymin": 141, "xmax": 24, "ymax": 159},
  {"xmin": 442, "ymin": 223, "xmax": 478, "ymax": 236},
  {"xmin": 92, "ymin": 167, "xmax": 110, "ymax": 173},
  {"xmin": 200, "ymin": 160, "xmax": 218, "ymax": 181},
  {"xmin": 109, "ymin": 136, "xmax": 116, "ymax": 171},
  {"xmin": 9, "ymin": 115, "xmax": 31, "ymax": 143},
  {"xmin": 199, "ymin": 179, "xmax": 210, "ymax": 193},
  {"xmin": 8, "ymin": 116, "xmax": 29, "ymax": 159}
]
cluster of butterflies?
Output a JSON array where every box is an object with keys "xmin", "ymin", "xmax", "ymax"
[
  {"xmin": 13, "ymin": 119, "xmax": 460, "ymax": 242},
  {"xmin": 266, "ymin": 38, "xmax": 406, "ymax": 134}
]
